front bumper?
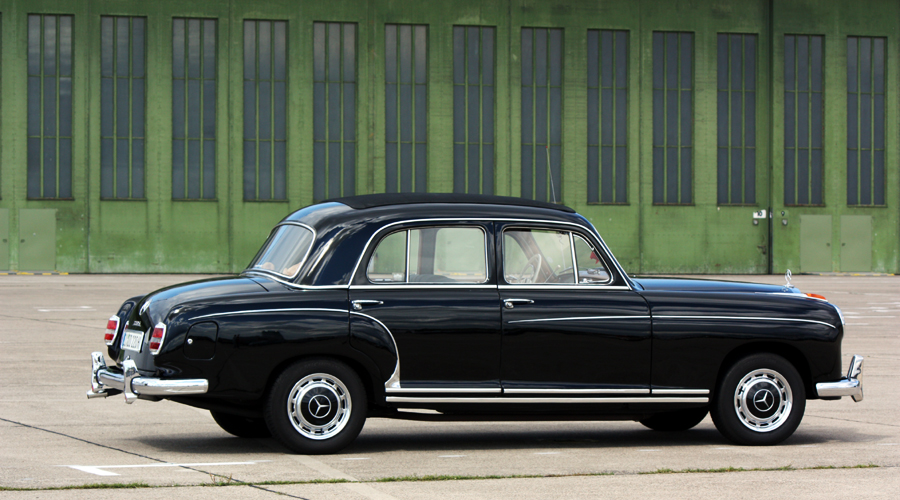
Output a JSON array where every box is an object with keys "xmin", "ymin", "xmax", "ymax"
[
  {"xmin": 815, "ymin": 355, "xmax": 864, "ymax": 402},
  {"xmin": 86, "ymin": 352, "xmax": 209, "ymax": 403}
]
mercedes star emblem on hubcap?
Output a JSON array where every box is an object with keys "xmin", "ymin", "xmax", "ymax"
[
  {"xmin": 753, "ymin": 389, "xmax": 775, "ymax": 412},
  {"xmin": 308, "ymin": 394, "xmax": 332, "ymax": 418}
]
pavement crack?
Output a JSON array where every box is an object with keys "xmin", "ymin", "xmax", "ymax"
[
  {"xmin": 806, "ymin": 414, "xmax": 900, "ymax": 428},
  {"xmin": 0, "ymin": 417, "xmax": 308, "ymax": 499}
]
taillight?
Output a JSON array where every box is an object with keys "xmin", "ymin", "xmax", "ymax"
[
  {"xmin": 149, "ymin": 323, "xmax": 167, "ymax": 355},
  {"xmin": 104, "ymin": 316, "xmax": 120, "ymax": 345},
  {"xmin": 805, "ymin": 293, "xmax": 827, "ymax": 301}
]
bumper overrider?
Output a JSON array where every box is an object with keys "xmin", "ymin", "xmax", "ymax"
[
  {"xmin": 815, "ymin": 355, "xmax": 864, "ymax": 402},
  {"xmin": 86, "ymin": 352, "xmax": 208, "ymax": 404}
]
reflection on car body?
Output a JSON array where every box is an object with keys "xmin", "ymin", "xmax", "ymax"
[{"xmin": 88, "ymin": 194, "xmax": 864, "ymax": 454}]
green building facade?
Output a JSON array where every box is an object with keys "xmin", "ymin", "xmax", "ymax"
[{"xmin": 0, "ymin": 0, "xmax": 897, "ymax": 274}]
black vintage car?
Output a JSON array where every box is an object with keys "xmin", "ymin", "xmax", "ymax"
[{"xmin": 88, "ymin": 194, "xmax": 863, "ymax": 454}]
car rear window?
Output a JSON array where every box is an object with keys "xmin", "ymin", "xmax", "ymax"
[{"xmin": 248, "ymin": 224, "xmax": 315, "ymax": 278}]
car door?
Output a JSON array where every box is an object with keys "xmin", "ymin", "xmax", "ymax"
[
  {"xmin": 349, "ymin": 222, "xmax": 502, "ymax": 394},
  {"xmin": 497, "ymin": 223, "xmax": 652, "ymax": 396}
]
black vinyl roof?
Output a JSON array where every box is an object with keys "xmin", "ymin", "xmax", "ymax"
[{"xmin": 324, "ymin": 193, "xmax": 576, "ymax": 213}]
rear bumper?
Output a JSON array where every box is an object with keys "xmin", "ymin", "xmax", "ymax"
[
  {"xmin": 86, "ymin": 352, "xmax": 208, "ymax": 403},
  {"xmin": 815, "ymin": 355, "xmax": 864, "ymax": 402}
]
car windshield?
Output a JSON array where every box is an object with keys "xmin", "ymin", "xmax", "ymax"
[{"xmin": 247, "ymin": 225, "xmax": 315, "ymax": 278}]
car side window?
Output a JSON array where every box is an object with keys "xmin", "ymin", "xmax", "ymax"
[
  {"xmin": 573, "ymin": 235, "xmax": 610, "ymax": 284},
  {"xmin": 367, "ymin": 226, "xmax": 487, "ymax": 284},
  {"xmin": 503, "ymin": 229, "xmax": 575, "ymax": 284}
]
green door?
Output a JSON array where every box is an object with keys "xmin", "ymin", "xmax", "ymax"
[
  {"xmin": 840, "ymin": 215, "xmax": 872, "ymax": 272},
  {"xmin": 0, "ymin": 209, "xmax": 8, "ymax": 271},
  {"xmin": 18, "ymin": 209, "xmax": 57, "ymax": 271},
  {"xmin": 799, "ymin": 215, "xmax": 831, "ymax": 272}
]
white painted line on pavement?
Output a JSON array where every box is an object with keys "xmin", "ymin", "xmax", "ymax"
[
  {"xmin": 533, "ymin": 452, "xmax": 560, "ymax": 455},
  {"xmin": 439, "ymin": 455, "xmax": 466, "ymax": 458},
  {"xmin": 342, "ymin": 457, "xmax": 371, "ymax": 460},
  {"xmin": 37, "ymin": 307, "xmax": 95, "ymax": 312},
  {"xmin": 63, "ymin": 460, "xmax": 270, "ymax": 476}
]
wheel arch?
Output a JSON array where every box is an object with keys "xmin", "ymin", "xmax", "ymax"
[
  {"xmin": 262, "ymin": 353, "xmax": 383, "ymax": 409},
  {"xmin": 715, "ymin": 342, "xmax": 813, "ymax": 400}
]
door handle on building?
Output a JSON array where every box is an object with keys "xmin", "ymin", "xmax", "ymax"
[{"xmin": 352, "ymin": 299, "xmax": 383, "ymax": 311}]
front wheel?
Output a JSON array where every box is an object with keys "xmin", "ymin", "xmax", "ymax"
[
  {"xmin": 711, "ymin": 354, "xmax": 806, "ymax": 446},
  {"xmin": 265, "ymin": 358, "xmax": 367, "ymax": 454}
]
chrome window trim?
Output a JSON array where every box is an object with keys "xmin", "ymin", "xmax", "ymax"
[
  {"xmin": 386, "ymin": 396, "xmax": 709, "ymax": 404},
  {"xmin": 569, "ymin": 232, "xmax": 578, "ymax": 284},
  {"xmin": 245, "ymin": 222, "xmax": 317, "ymax": 281},
  {"xmin": 386, "ymin": 387, "xmax": 501, "ymax": 394},
  {"xmin": 654, "ymin": 315, "xmax": 837, "ymax": 329},
  {"xmin": 651, "ymin": 388, "xmax": 710, "ymax": 395},
  {"xmin": 504, "ymin": 388, "xmax": 649, "ymax": 394},
  {"xmin": 499, "ymin": 284, "xmax": 631, "ymax": 291},
  {"xmin": 365, "ymin": 224, "xmax": 490, "ymax": 286},
  {"xmin": 351, "ymin": 284, "xmax": 498, "ymax": 290},
  {"xmin": 349, "ymin": 217, "xmax": 633, "ymax": 291},
  {"xmin": 506, "ymin": 315, "xmax": 650, "ymax": 324}
]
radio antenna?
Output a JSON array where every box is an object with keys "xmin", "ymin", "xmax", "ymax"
[{"xmin": 546, "ymin": 145, "xmax": 557, "ymax": 204}]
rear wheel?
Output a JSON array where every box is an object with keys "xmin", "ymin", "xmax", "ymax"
[
  {"xmin": 640, "ymin": 407, "xmax": 708, "ymax": 432},
  {"xmin": 711, "ymin": 353, "xmax": 806, "ymax": 446},
  {"xmin": 265, "ymin": 358, "xmax": 367, "ymax": 454},
  {"xmin": 210, "ymin": 411, "xmax": 271, "ymax": 438}
]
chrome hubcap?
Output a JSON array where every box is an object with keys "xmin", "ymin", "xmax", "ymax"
[
  {"xmin": 286, "ymin": 373, "xmax": 351, "ymax": 440},
  {"xmin": 734, "ymin": 368, "xmax": 792, "ymax": 433}
]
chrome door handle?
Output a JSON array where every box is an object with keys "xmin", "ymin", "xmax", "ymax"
[
  {"xmin": 503, "ymin": 298, "xmax": 534, "ymax": 309},
  {"xmin": 352, "ymin": 300, "xmax": 383, "ymax": 311}
]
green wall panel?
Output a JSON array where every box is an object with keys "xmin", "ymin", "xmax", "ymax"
[
  {"xmin": 840, "ymin": 215, "xmax": 872, "ymax": 272},
  {"xmin": 0, "ymin": 0, "xmax": 897, "ymax": 274},
  {"xmin": 800, "ymin": 214, "xmax": 831, "ymax": 272},
  {"xmin": 0, "ymin": 209, "xmax": 8, "ymax": 270},
  {"xmin": 18, "ymin": 208, "xmax": 56, "ymax": 271}
]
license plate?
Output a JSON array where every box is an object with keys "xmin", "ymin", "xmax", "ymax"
[{"xmin": 121, "ymin": 329, "xmax": 144, "ymax": 352}]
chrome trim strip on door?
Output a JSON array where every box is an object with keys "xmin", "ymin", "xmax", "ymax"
[
  {"xmin": 386, "ymin": 388, "xmax": 502, "ymax": 394},
  {"xmin": 190, "ymin": 308, "xmax": 348, "ymax": 321},
  {"xmin": 506, "ymin": 315, "xmax": 650, "ymax": 324},
  {"xmin": 503, "ymin": 388, "xmax": 650, "ymax": 394},
  {"xmin": 386, "ymin": 396, "xmax": 709, "ymax": 404},
  {"xmin": 650, "ymin": 388, "xmax": 710, "ymax": 395},
  {"xmin": 654, "ymin": 315, "xmax": 837, "ymax": 329}
]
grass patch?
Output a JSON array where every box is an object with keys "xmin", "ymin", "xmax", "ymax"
[
  {"xmin": 640, "ymin": 464, "xmax": 878, "ymax": 475},
  {"xmin": 0, "ymin": 482, "xmax": 151, "ymax": 492}
]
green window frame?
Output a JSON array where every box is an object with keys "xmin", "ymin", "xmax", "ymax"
[
  {"xmin": 27, "ymin": 14, "xmax": 73, "ymax": 200},
  {"xmin": 587, "ymin": 29, "xmax": 628, "ymax": 204},
  {"xmin": 847, "ymin": 36, "xmax": 885, "ymax": 206},
  {"xmin": 453, "ymin": 25, "xmax": 495, "ymax": 195},
  {"xmin": 716, "ymin": 33, "xmax": 757, "ymax": 205},
  {"xmin": 521, "ymin": 27, "xmax": 563, "ymax": 203},
  {"xmin": 652, "ymin": 31, "xmax": 693, "ymax": 205},
  {"xmin": 243, "ymin": 20, "xmax": 288, "ymax": 201},
  {"xmin": 313, "ymin": 22, "xmax": 356, "ymax": 201},
  {"xmin": 172, "ymin": 18, "xmax": 217, "ymax": 200},
  {"xmin": 100, "ymin": 16, "xmax": 146, "ymax": 200},
  {"xmin": 385, "ymin": 24, "xmax": 427, "ymax": 193}
]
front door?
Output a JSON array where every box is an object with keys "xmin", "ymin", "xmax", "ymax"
[
  {"xmin": 498, "ymin": 224, "xmax": 651, "ymax": 394},
  {"xmin": 349, "ymin": 222, "xmax": 501, "ymax": 391}
]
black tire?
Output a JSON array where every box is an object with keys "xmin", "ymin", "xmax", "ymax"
[
  {"xmin": 640, "ymin": 407, "xmax": 709, "ymax": 432},
  {"xmin": 264, "ymin": 358, "xmax": 367, "ymax": 454},
  {"xmin": 710, "ymin": 353, "xmax": 806, "ymax": 446},
  {"xmin": 210, "ymin": 410, "xmax": 271, "ymax": 438}
]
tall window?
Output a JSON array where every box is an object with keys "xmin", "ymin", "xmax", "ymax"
[
  {"xmin": 717, "ymin": 33, "xmax": 757, "ymax": 205},
  {"xmin": 385, "ymin": 24, "xmax": 427, "ymax": 193},
  {"xmin": 27, "ymin": 14, "xmax": 73, "ymax": 199},
  {"xmin": 587, "ymin": 29, "xmax": 628, "ymax": 204},
  {"xmin": 847, "ymin": 36, "xmax": 885, "ymax": 206},
  {"xmin": 652, "ymin": 32, "xmax": 693, "ymax": 205},
  {"xmin": 244, "ymin": 20, "xmax": 287, "ymax": 201},
  {"xmin": 521, "ymin": 28, "xmax": 563, "ymax": 202},
  {"xmin": 784, "ymin": 35, "xmax": 824, "ymax": 206},
  {"xmin": 172, "ymin": 18, "xmax": 217, "ymax": 200},
  {"xmin": 453, "ymin": 26, "xmax": 495, "ymax": 194},
  {"xmin": 101, "ymin": 17, "xmax": 146, "ymax": 200},
  {"xmin": 313, "ymin": 22, "xmax": 356, "ymax": 200}
]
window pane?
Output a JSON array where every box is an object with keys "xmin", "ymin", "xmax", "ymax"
[
  {"xmin": 574, "ymin": 235, "xmax": 610, "ymax": 283},
  {"xmin": 504, "ymin": 229, "xmax": 573, "ymax": 284},
  {"xmin": 367, "ymin": 230, "xmax": 407, "ymax": 282}
]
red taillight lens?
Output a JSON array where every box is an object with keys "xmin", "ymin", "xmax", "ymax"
[
  {"xmin": 104, "ymin": 316, "xmax": 120, "ymax": 345},
  {"xmin": 805, "ymin": 293, "xmax": 827, "ymax": 301},
  {"xmin": 149, "ymin": 323, "xmax": 167, "ymax": 355}
]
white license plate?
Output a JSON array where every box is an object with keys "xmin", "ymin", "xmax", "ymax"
[{"xmin": 121, "ymin": 329, "xmax": 144, "ymax": 352}]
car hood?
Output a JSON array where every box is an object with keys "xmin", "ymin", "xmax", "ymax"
[{"xmin": 632, "ymin": 277, "xmax": 792, "ymax": 294}]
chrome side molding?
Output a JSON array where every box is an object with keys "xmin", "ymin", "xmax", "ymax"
[
  {"xmin": 87, "ymin": 352, "xmax": 209, "ymax": 403},
  {"xmin": 816, "ymin": 355, "xmax": 864, "ymax": 402}
]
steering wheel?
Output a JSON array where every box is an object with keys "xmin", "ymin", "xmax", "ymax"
[{"xmin": 515, "ymin": 254, "xmax": 542, "ymax": 284}]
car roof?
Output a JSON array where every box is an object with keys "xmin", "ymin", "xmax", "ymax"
[{"xmin": 324, "ymin": 193, "xmax": 576, "ymax": 213}]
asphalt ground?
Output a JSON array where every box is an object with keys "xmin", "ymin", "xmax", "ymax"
[{"xmin": 0, "ymin": 274, "xmax": 897, "ymax": 498}]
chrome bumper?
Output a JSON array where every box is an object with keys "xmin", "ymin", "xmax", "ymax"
[
  {"xmin": 86, "ymin": 352, "xmax": 209, "ymax": 404},
  {"xmin": 815, "ymin": 355, "xmax": 864, "ymax": 402}
]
